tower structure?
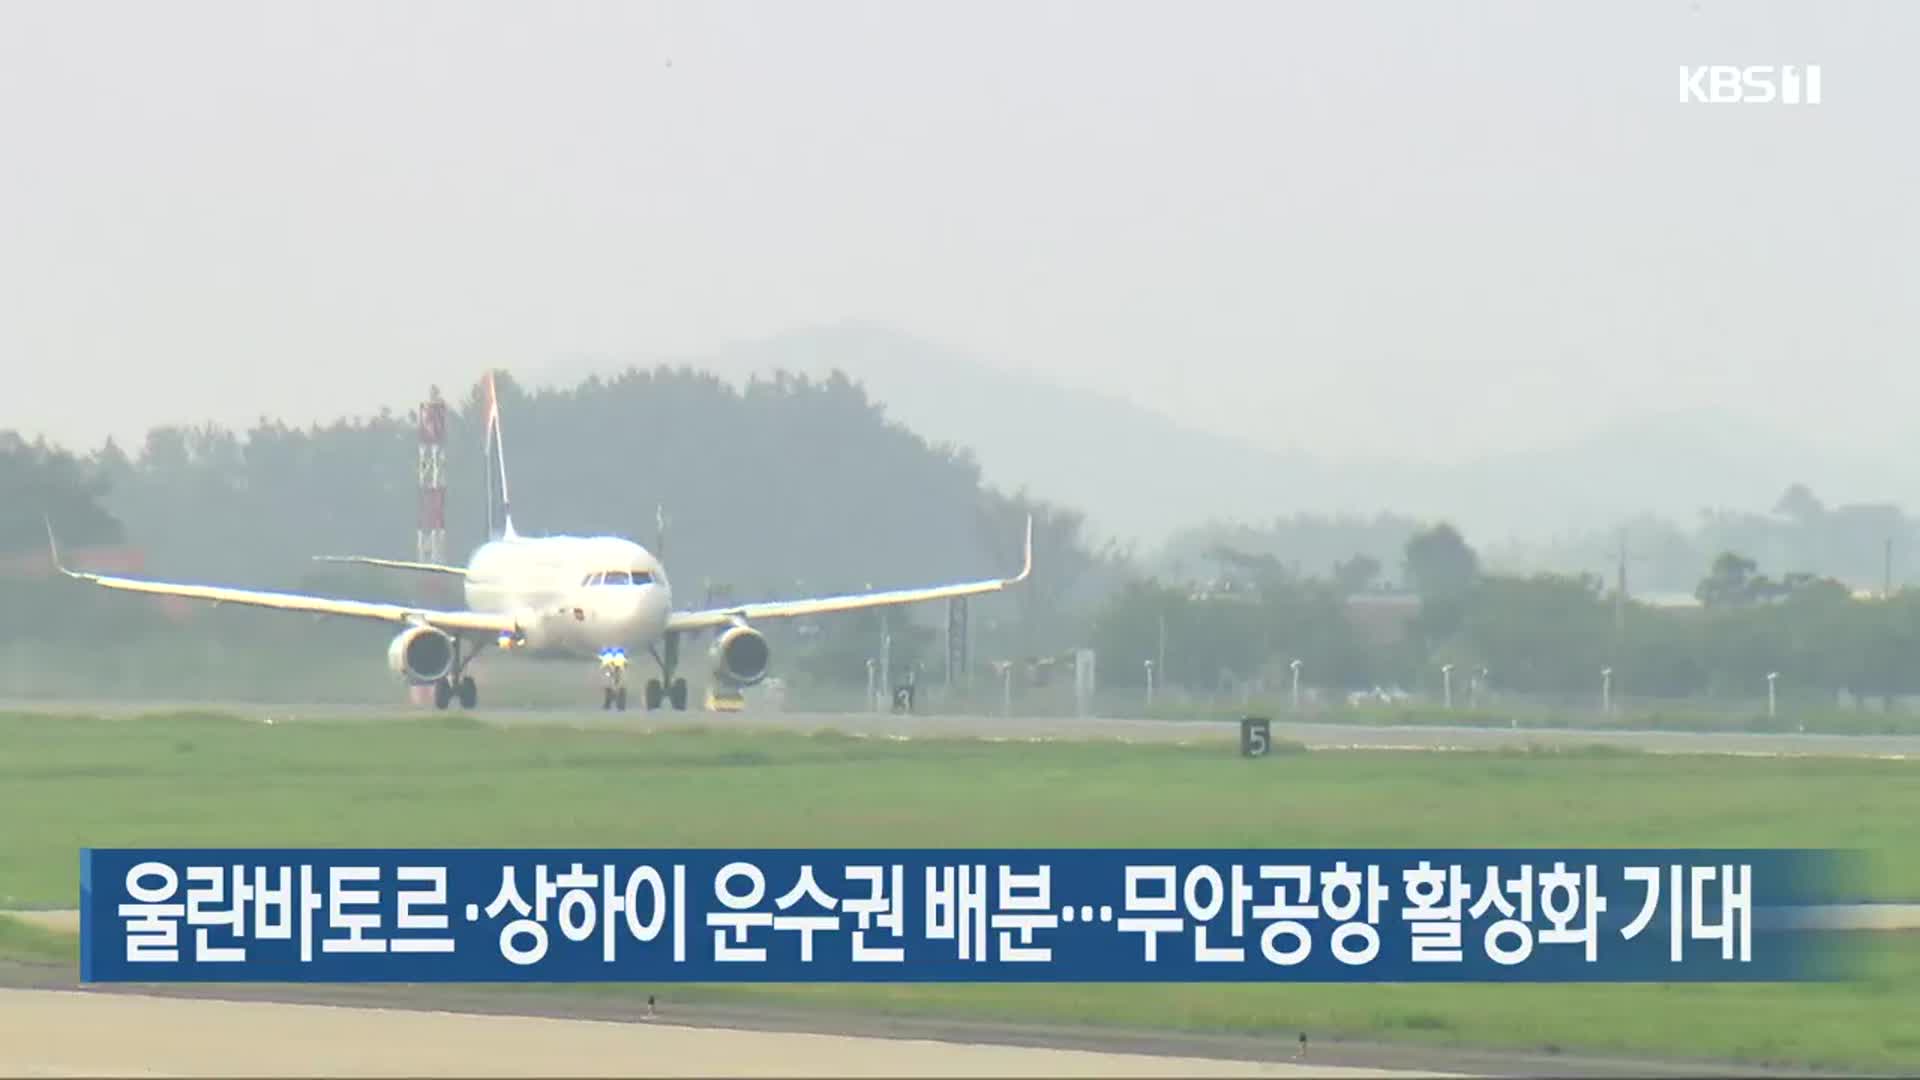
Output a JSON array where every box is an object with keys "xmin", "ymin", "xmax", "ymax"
[{"xmin": 417, "ymin": 386, "xmax": 449, "ymax": 600}]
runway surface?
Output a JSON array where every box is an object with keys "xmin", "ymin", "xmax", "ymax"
[
  {"xmin": 0, "ymin": 987, "xmax": 1459, "ymax": 1078},
  {"xmin": 3, "ymin": 965, "xmax": 1836, "ymax": 1080},
  {"xmin": 10, "ymin": 697, "xmax": 1920, "ymax": 759}
]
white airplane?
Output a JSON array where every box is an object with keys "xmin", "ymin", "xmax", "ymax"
[{"xmin": 47, "ymin": 373, "xmax": 1032, "ymax": 712}]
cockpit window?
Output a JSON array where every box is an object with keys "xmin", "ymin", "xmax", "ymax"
[{"xmin": 583, "ymin": 570, "xmax": 654, "ymax": 586}]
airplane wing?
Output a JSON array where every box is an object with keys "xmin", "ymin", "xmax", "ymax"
[
  {"xmin": 666, "ymin": 516, "xmax": 1032, "ymax": 633},
  {"xmin": 312, "ymin": 555, "xmax": 469, "ymax": 576},
  {"xmin": 47, "ymin": 523, "xmax": 514, "ymax": 637}
]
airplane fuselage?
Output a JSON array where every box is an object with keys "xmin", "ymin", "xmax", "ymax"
[{"xmin": 463, "ymin": 534, "xmax": 674, "ymax": 658}]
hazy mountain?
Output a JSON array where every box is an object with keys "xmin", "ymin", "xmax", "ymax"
[
  {"xmin": 1427, "ymin": 412, "xmax": 1914, "ymax": 547},
  {"xmin": 541, "ymin": 323, "xmax": 1344, "ymax": 550},
  {"xmin": 539, "ymin": 324, "xmax": 1915, "ymax": 552}
]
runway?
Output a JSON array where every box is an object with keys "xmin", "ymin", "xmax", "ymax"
[
  {"xmin": 9, "ymin": 697, "xmax": 1920, "ymax": 759},
  {"xmin": 1, "ymin": 965, "xmax": 1836, "ymax": 1080},
  {"xmin": 0, "ymin": 988, "xmax": 1458, "ymax": 1078}
]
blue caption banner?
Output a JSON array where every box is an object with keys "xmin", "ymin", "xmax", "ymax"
[{"xmin": 79, "ymin": 848, "xmax": 1838, "ymax": 983}]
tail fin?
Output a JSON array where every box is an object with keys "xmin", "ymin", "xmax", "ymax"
[{"xmin": 484, "ymin": 370, "xmax": 518, "ymax": 541}]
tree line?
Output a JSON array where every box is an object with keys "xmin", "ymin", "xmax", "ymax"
[
  {"xmin": 0, "ymin": 368, "xmax": 1119, "ymax": 687},
  {"xmin": 1094, "ymin": 520, "xmax": 1918, "ymax": 707},
  {"xmin": 3, "ymin": 371, "xmax": 1914, "ymax": 704}
]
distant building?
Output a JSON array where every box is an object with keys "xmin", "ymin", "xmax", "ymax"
[
  {"xmin": 1633, "ymin": 591, "xmax": 1703, "ymax": 611},
  {"xmin": 1186, "ymin": 578, "xmax": 1262, "ymax": 604},
  {"xmin": 1632, "ymin": 586, "xmax": 1883, "ymax": 611},
  {"xmin": 1342, "ymin": 591, "xmax": 1421, "ymax": 645}
]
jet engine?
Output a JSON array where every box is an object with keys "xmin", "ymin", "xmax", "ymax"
[
  {"xmin": 710, "ymin": 623, "xmax": 771, "ymax": 688},
  {"xmin": 388, "ymin": 625, "xmax": 456, "ymax": 684}
]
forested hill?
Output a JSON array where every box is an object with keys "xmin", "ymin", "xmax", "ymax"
[
  {"xmin": 28, "ymin": 367, "xmax": 1080, "ymax": 605},
  {"xmin": 543, "ymin": 324, "xmax": 1329, "ymax": 550}
]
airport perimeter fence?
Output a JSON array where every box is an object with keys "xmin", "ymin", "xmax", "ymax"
[
  {"xmin": 10, "ymin": 630, "xmax": 1920, "ymax": 737},
  {"xmin": 777, "ymin": 677, "xmax": 1920, "ymax": 736}
]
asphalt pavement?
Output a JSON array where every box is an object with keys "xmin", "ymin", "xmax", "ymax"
[{"xmin": 9, "ymin": 697, "xmax": 1920, "ymax": 758}]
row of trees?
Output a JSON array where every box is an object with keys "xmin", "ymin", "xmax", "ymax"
[
  {"xmin": 6, "ymin": 369, "xmax": 1919, "ymax": 704},
  {"xmin": 1093, "ymin": 519, "xmax": 1920, "ymax": 704},
  {"xmin": 1, "ymin": 368, "xmax": 1125, "ymax": 688},
  {"xmin": 1486, "ymin": 482, "xmax": 1913, "ymax": 596},
  {"xmin": 0, "ymin": 433, "xmax": 123, "ymax": 552},
  {"xmin": 1169, "ymin": 483, "xmax": 1918, "ymax": 603}
]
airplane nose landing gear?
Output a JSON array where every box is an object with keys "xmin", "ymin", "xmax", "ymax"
[{"xmin": 599, "ymin": 648, "xmax": 630, "ymax": 711}]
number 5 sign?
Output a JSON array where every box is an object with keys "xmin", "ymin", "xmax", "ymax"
[{"xmin": 1240, "ymin": 716, "xmax": 1271, "ymax": 758}]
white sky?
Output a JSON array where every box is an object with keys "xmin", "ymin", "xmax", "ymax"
[{"xmin": 3, "ymin": 0, "xmax": 1914, "ymax": 464}]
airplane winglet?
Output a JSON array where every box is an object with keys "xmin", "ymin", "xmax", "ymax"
[
  {"xmin": 1011, "ymin": 515, "xmax": 1034, "ymax": 584},
  {"xmin": 44, "ymin": 517, "xmax": 82, "ymax": 580}
]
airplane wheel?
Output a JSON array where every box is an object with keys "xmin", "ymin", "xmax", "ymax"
[
  {"xmin": 433, "ymin": 678, "xmax": 453, "ymax": 710},
  {"xmin": 457, "ymin": 676, "xmax": 478, "ymax": 709},
  {"xmin": 616, "ymin": 687, "xmax": 629, "ymax": 712},
  {"xmin": 644, "ymin": 679, "xmax": 665, "ymax": 710},
  {"xmin": 669, "ymin": 678, "xmax": 688, "ymax": 711}
]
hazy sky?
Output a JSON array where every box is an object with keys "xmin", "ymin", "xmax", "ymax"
[{"xmin": 4, "ymin": 1, "xmax": 1914, "ymax": 464}]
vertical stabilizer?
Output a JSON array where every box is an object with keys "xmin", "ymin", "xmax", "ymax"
[{"xmin": 484, "ymin": 371, "xmax": 518, "ymax": 541}]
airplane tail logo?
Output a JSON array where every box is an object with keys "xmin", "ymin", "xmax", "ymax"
[{"xmin": 484, "ymin": 371, "xmax": 518, "ymax": 541}]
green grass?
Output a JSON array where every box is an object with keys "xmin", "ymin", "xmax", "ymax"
[{"xmin": 2, "ymin": 709, "xmax": 1917, "ymax": 1069}]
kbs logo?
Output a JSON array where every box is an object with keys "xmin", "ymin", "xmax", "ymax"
[{"xmin": 1678, "ymin": 66, "xmax": 1822, "ymax": 105}]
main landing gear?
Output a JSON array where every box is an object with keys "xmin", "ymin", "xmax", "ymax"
[
  {"xmin": 431, "ymin": 637, "xmax": 480, "ymax": 710},
  {"xmin": 653, "ymin": 630, "xmax": 689, "ymax": 712},
  {"xmin": 643, "ymin": 676, "xmax": 688, "ymax": 711}
]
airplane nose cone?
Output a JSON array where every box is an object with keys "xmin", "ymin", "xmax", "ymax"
[
  {"xmin": 611, "ymin": 593, "xmax": 647, "ymax": 634},
  {"xmin": 603, "ymin": 586, "xmax": 669, "ymax": 647}
]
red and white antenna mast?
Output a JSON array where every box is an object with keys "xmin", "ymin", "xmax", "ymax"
[{"xmin": 417, "ymin": 386, "xmax": 449, "ymax": 594}]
